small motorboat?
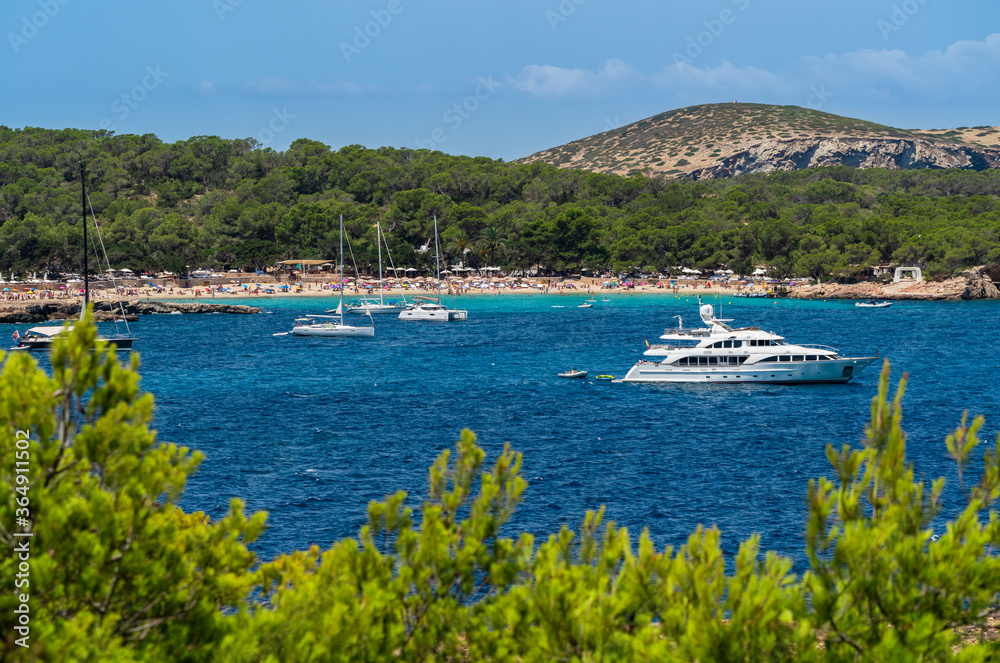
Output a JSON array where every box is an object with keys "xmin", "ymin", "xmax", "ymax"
[
  {"xmin": 559, "ymin": 368, "xmax": 588, "ymax": 379},
  {"xmin": 856, "ymin": 299, "xmax": 891, "ymax": 308},
  {"xmin": 578, "ymin": 302, "xmax": 593, "ymax": 308}
]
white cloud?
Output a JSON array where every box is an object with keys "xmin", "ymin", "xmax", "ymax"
[
  {"xmin": 505, "ymin": 59, "xmax": 638, "ymax": 98},
  {"xmin": 507, "ymin": 34, "xmax": 1000, "ymax": 116}
]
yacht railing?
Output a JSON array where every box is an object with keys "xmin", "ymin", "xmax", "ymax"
[
  {"xmin": 661, "ymin": 327, "xmax": 712, "ymax": 337},
  {"xmin": 796, "ymin": 343, "xmax": 840, "ymax": 353},
  {"xmin": 648, "ymin": 342, "xmax": 705, "ymax": 351}
]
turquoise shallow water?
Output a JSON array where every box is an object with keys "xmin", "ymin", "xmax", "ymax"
[{"xmin": 9, "ymin": 293, "xmax": 1000, "ymax": 567}]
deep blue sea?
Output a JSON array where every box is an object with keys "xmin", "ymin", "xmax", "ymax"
[{"xmin": 10, "ymin": 293, "xmax": 1000, "ymax": 569}]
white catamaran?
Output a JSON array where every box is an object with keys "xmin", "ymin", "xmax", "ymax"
[{"xmin": 398, "ymin": 215, "xmax": 467, "ymax": 322}]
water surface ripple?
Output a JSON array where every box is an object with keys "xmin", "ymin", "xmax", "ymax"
[{"xmin": 35, "ymin": 293, "xmax": 1000, "ymax": 568}]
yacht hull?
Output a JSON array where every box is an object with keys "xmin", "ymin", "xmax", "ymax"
[
  {"xmin": 347, "ymin": 304, "xmax": 409, "ymax": 314},
  {"xmin": 12, "ymin": 335, "xmax": 136, "ymax": 351},
  {"xmin": 398, "ymin": 309, "xmax": 467, "ymax": 321},
  {"xmin": 291, "ymin": 325, "xmax": 374, "ymax": 337},
  {"xmin": 622, "ymin": 357, "xmax": 879, "ymax": 384}
]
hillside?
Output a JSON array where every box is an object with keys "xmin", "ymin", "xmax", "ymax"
[
  {"xmin": 1, "ymin": 126, "xmax": 1000, "ymax": 282},
  {"xmin": 516, "ymin": 103, "xmax": 1000, "ymax": 179}
]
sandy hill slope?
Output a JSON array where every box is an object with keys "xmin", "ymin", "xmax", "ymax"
[{"xmin": 516, "ymin": 103, "xmax": 1000, "ymax": 179}]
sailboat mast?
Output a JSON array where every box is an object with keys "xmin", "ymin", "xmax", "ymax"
[
  {"xmin": 377, "ymin": 218, "xmax": 384, "ymax": 306},
  {"xmin": 339, "ymin": 214, "xmax": 345, "ymax": 325},
  {"xmin": 81, "ymin": 160, "xmax": 88, "ymax": 310},
  {"xmin": 433, "ymin": 215, "xmax": 441, "ymax": 300}
]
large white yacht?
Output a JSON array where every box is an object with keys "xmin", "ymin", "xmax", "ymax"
[{"xmin": 622, "ymin": 301, "xmax": 878, "ymax": 384}]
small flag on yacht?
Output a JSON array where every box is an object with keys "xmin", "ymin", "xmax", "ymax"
[
  {"xmin": 12, "ymin": 330, "xmax": 19, "ymax": 341},
  {"xmin": 644, "ymin": 337, "xmax": 649, "ymax": 349}
]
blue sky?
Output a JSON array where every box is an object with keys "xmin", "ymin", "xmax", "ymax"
[{"xmin": 2, "ymin": 0, "xmax": 998, "ymax": 161}]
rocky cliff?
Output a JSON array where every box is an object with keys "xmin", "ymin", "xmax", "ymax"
[
  {"xmin": 688, "ymin": 137, "xmax": 1000, "ymax": 180},
  {"xmin": 0, "ymin": 300, "xmax": 262, "ymax": 324},
  {"xmin": 517, "ymin": 102, "xmax": 1000, "ymax": 179},
  {"xmin": 790, "ymin": 266, "xmax": 1000, "ymax": 301}
]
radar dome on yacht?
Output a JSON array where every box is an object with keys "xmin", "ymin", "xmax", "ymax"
[{"xmin": 700, "ymin": 304, "xmax": 714, "ymax": 320}]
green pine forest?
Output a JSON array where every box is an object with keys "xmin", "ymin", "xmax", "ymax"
[{"xmin": 2, "ymin": 126, "xmax": 1000, "ymax": 279}]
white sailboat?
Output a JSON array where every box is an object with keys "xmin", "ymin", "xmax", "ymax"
[
  {"xmin": 290, "ymin": 216, "xmax": 374, "ymax": 338},
  {"xmin": 346, "ymin": 217, "xmax": 409, "ymax": 314},
  {"xmin": 398, "ymin": 215, "xmax": 468, "ymax": 321}
]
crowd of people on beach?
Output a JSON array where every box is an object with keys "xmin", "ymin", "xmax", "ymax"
[{"xmin": 0, "ymin": 275, "xmax": 778, "ymax": 302}]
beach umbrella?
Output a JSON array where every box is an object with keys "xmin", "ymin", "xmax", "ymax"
[{"xmin": 2, "ymin": 288, "xmax": 9, "ymax": 291}]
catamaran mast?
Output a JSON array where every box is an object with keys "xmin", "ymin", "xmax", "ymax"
[
  {"xmin": 81, "ymin": 160, "xmax": 88, "ymax": 312},
  {"xmin": 339, "ymin": 215, "xmax": 345, "ymax": 325},
  {"xmin": 377, "ymin": 218, "xmax": 384, "ymax": 306},
  {"xmin": 433, "ymin": 215, "xmax": 441, "ymax": 301}
]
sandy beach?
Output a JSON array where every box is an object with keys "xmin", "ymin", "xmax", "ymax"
[
  {"xmin": 1, "ymin": 276, "xmax": 778, "ymax": 304},
  {"xmin": 82, "ymin": 276, "xmax": 773, "ymax": 301}
]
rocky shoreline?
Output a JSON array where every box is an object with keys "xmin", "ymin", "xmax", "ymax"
[
  {"xmin": 0, "ymin": 300, "xmax": 262, "ymax": 324},
  {"xmin": 790, "ymin": 266, "xmax": 1000, "ymax": 301}
]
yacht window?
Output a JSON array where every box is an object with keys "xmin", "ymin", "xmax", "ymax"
[
  {"xmin": 728, "ymin": 357, "xmax": 739, "ymax": 365},
  {"xmin": 792, "ymin": 355, "xmax": 804, "ymax": 362},
  {"xmin": 698, "ymin": 357, "xmax": 708, "ymax": 366},
  {"xmin": 779, "ymin": 356, "xmax": 791, "ymax": 362},
  {"xmin": 708, "ymin": 357, "xmax": 718, "ymax": 366},
  {"xmin": 749, "ymin": 340, "xmax": 757, "ymax": 347},
  {"xmin": 806, "ymin": 355, "xmax": 817, "ymax": 361},
  {"xmin": 723, "ymin": 341, "xmax": 732, "ymax": 348},
  {"xmin": 733, "ymin": 341, "xmax": 742, "ymax": 348},
  {"xmin": 761, "ymin": 356, "xmax": 778, "ymax": 363},
  {"xmin": 819, "ymin": 356, "xmax": 831, "ymax": 361},
  {"xmin": 677, "ymin": 357, "xmax": 688, "ymax": 366}
]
